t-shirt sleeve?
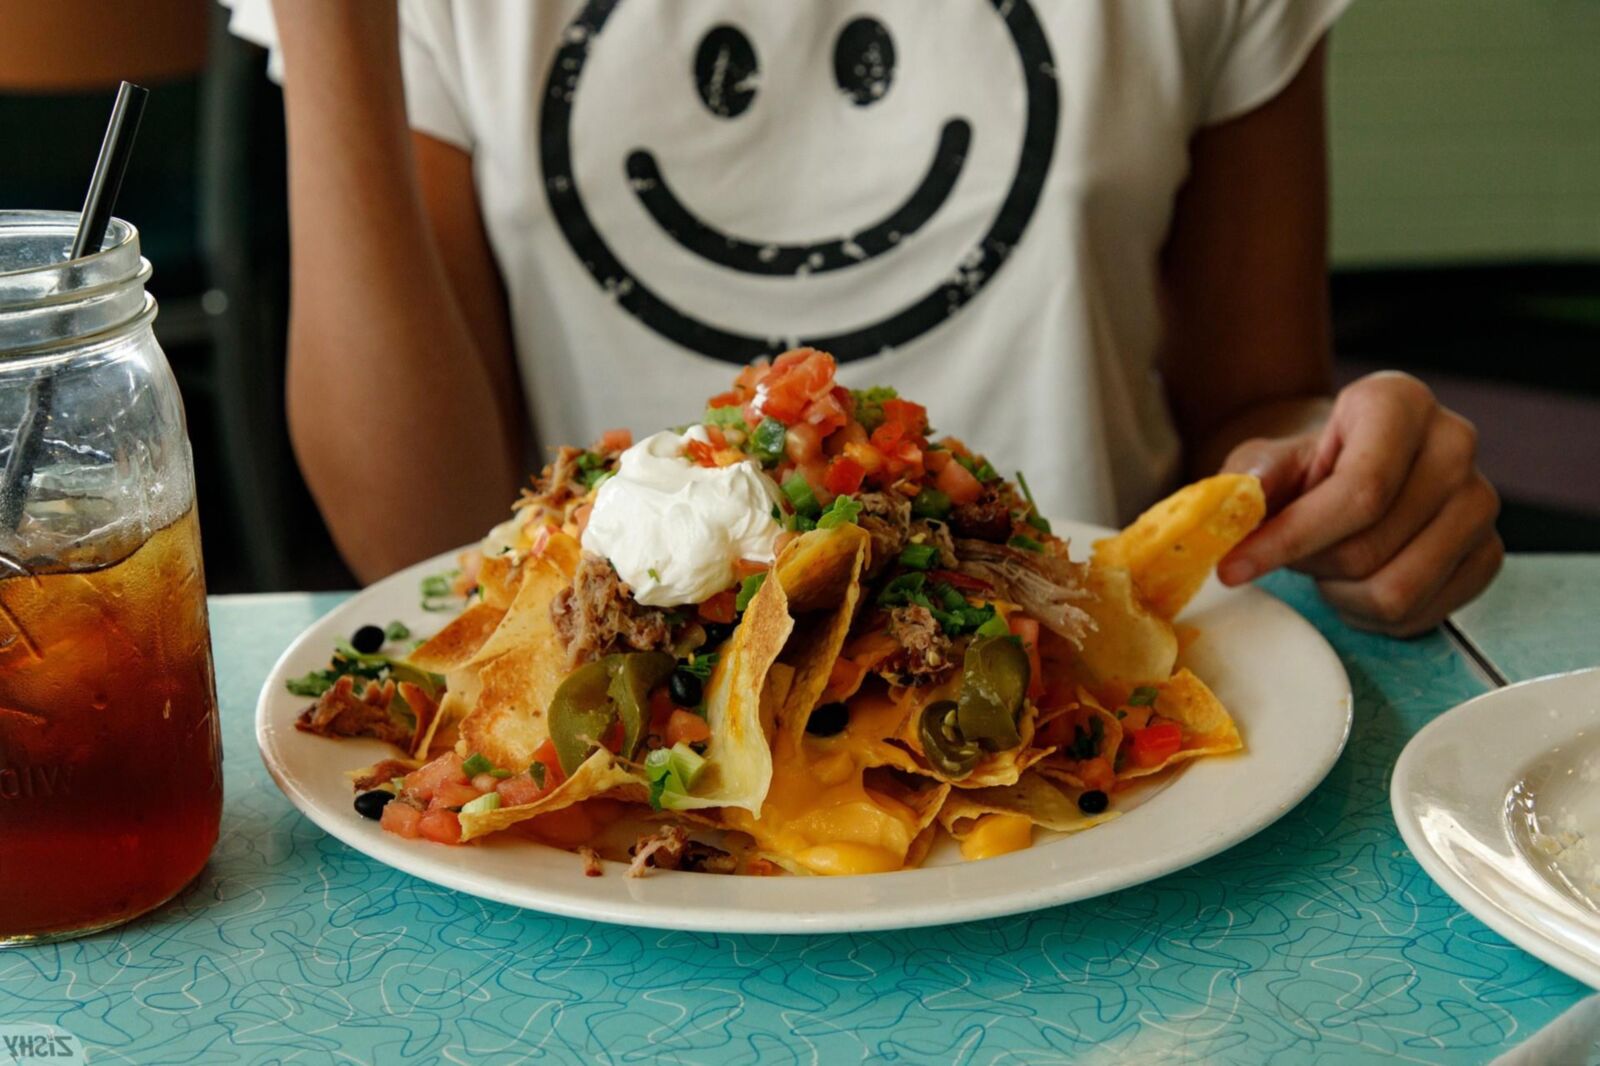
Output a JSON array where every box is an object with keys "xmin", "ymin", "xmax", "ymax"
[
  {"xmin": 396, "ymin": 0, "xmax": 475, "ymax": 152},
  {"xmin": 1201, "ymin": 0, "xmax": 1354, "ymax": 126},
  {"xmin": 217, "ymin": 0, "xmax": 473, "ymax": 151}
]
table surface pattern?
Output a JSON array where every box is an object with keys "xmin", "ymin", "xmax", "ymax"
[{"xmin": 2, "ymin": 561, "xmax": 1597, "ymax": 1065}]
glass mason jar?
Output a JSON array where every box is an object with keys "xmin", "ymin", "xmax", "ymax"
[{"xmin": 0, "ymin": 210, "xmax": 222, "ymax": 944}]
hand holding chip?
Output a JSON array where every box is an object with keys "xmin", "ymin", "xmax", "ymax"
[{"xmin": 1217, "ymin": 371, "xmax": 1504, "ymax": 637}]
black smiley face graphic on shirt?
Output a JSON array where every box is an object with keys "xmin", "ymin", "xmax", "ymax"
[{"xmin": 540, "ymin": 0, "xmax": 1058, "ymax": 364}]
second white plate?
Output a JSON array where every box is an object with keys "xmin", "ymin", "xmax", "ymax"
[
  {"xmin": 257, "ymin": 520, "xmax": 1353, "ymax": 934},
  {"xmin": 1393, "ymin": 667, "xmax": 1600, "ymax": 989}
]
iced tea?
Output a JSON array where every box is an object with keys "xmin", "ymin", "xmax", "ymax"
[{"xmin": 0, "ymin": 507, "xmax": 221, "ymax": 943}]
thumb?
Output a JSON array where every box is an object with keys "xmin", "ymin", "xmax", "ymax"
[{"xmin": 1220, "ymin": 434, "xmax": 1318, "ymax": 514}]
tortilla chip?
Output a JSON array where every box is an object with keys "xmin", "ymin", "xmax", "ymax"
[
  {"xmin": 1092, "ymin": 474, "xmax": 1265, "ymax": 619},
  {"xmin": 1034, "ymin": 695, "xmax": 1124, "ymax": 790},
  {"xmin": 1075, "ymin": 564, "xmax": 1178, "ymax": 684},
  {"xmin": 451, "ymin": 535, "xmax": 582, "ymax": 770},
  {"xmin": 408, "ymin": 602, "xmax": 507, "ymax": 674},
  {"xmin": 457, "ymin": 749, "xmax": 643, "ymax": 841},
  {"xmin": 1115, "ymin": 668, "xmax": 1243, "ymax": 780},
  {"xmin": 938, "ymin": 770, "xmax": 1118, "ymax": 838},
  {"xmin": 667, "ymin": 559, "xmax": 794, "ymax": 813},
  {"xmin": 889, "ymin": 678, "xmax": 1050, "ymax": 789}
]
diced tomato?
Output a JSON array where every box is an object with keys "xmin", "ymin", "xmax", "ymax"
[
  {"xmin": 402, "ymin": 752, "xmax": 467, "ymax": 803},
  {"xmin": 418, "ymin": 808, "xmax": 462, "ymax": 844},
  {"xmin": 734, "ymin": 558, "xmax": 770, "ymax": 580},
  {"xmin": 595, "ymin": 428, "xmax": 633, "ymax": 454},
  {"xmin": 935, "ymin": 458, "xmax": 983, "ymax": 506},
  {"xmin": 759, "ymin": 349, "xmax": 837, "ymax": 424},
  {"xmin": 530, "ymin": 738, "xmax": 567, "ymax": 791},
  {"xmin": 380, "ymin": 801, "xmax": 423, "ymax": 839},
  {"xmin": 824, "ymin": 456, "xmax": 867, "ymax": 496},
  {"xmin": 648, "ymin": 686, "xmax": 678, "ymax": 735},
  {"xmin": 703, "ymin": 424, "xmax": 728, "ymax": 449},
  {"xmin": 685, "ymin": 438, "xmax": 717, "ymax": 467},
  {"xmin": 470, "ymin": 772, "xmax": 500, "ymax": 793},
  {"xmin": 842, "ymin": 441, "xmax": 886, "ymax": 476},
  {"xmin": 699, "ymin": 590, "xmax": 738, "ymax": 624},
  {"xmin": 572, "ymin": 503, "xmax": 594, "ymax": 539},
  {"xmin": 891, "ymin": 439, "xmax": 925, "ymax": 478},
  {"xmin": 881, "ymin": 398, "xmax": 928, "ymax": 434},
  {"xmin": 783, "ymin": 420, "xmax": 822, "ymax": 464},
  {"xmin": 496, "ymin": 771, "xmax": 550, "ymax": 807},
  {"xmin": 925, "ymin": 448, "xmax": 952, "ymax": 473},
  {"xmin": 801, "ymin": 390, "xmax": 849, "ymax": 436},
  {"xmin": 825, "ymin": 420, "xmax": 869, "ymax": 456},
  {"xmin": 1129, "ymin": 721, "xmax": 1184, "ymax": 769},
  {"xmin": 1007, "ymin": 615, "xmax": 1046, "ymax": 700},
  {"xmin": 430, "ymin": 782, "xmax": 482, "ymax": 811},
  {"xmin": 707, "ymin": 391, "xmax": 743, "ymax": 411},
  {"xmin": 930, "ymin": 569, "xmax": 991, "ymax": 594},
  {"xmin": 797, "ymin": 458, "xmax": 833, "ymax": 504},
  {"xmin": 665, "ymin": 709, "xmax": 712, "ymax": 746},
  {"xmin": 869, "ymin": 420, "xmax": 907, "ymax": 452}
]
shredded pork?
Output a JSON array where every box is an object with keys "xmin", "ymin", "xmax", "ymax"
[
  {"xmin": 579, "ymin": 845, "xmax": 604, "ymax": 877},
  {"xmin": 295, "ymin": 677, "xmax": 412, "ymax": 746},
  {"xmin": 879, "ymin": 604, "xmax": 957, "ymax": 686},
  {"xmin": 627, "ymin": 825, "xmax": 739, "ymax": 877},
  {"xmin": 953, "ymin": 539, "xmax": 1094, "ymax": 644},
  {"xmin": 551, "ymin": 551, "xmax": 677, "ymax": 666},
  {"xmin": 857, "ymin": 492, "xmax": 912, "ymax": 575}
]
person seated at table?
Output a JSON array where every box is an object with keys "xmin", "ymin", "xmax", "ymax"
[{"xmin": 229, "ymin": 0, "xmax": 1500, "ymax": 636}]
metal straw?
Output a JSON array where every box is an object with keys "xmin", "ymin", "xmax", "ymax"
[{"xmin": 0, "ymin": 81, "xmax": 148, "ymax": 531}]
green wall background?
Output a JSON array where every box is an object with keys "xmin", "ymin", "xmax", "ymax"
[{"xmin": 1328, "ymin": 0, "xmax": 1600, "ymax": 266}]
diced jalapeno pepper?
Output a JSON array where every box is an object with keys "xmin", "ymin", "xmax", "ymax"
[
  {"xmin": 918, "ymin": 699, "xmax": 980, "ymax": 779},
  {"xmin": 957, "ymin": 635, "xmax": 1029, "ymax": 752}
]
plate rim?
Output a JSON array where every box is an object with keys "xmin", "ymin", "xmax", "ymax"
[
  {"xmin": 256, "ymin": 524, "xmax": 1354, "ymax": 934},
  {"xmin": 1390, "ymin": 666, "xmax": 1600, "ymax": 989}
]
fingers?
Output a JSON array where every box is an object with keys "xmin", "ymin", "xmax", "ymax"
[
  {"xmin": 1295, "ymin": 409, "xmax": 1478, "ymax": 581},
  {"xmin": 1220, "ymin": 374, "xmax": 1435, "ymax": 584},
  {"xmin": 1220, "ymin": 434, "xmax": 1319, "ymax": 512},
  {"xmin": 1317, "ymin": 473, "xmax": 1502, "ymax": 636}
]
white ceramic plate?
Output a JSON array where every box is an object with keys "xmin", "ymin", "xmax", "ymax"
[
  {"xmin": 1392, "ymin": 667, "xmax": 1600, "ymax": 988},
  {"xmin": 257, "ymin": 520, "xmax": 1353, "ymax": 934}
]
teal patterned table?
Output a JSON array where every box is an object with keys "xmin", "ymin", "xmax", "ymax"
[{"xmin": 2, "ymin": 564, "xmax": 1595, "ymax": 1065}]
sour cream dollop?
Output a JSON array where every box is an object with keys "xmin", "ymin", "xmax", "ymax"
[{"xmin": 582, "ymin": 427, "xmax": 784, "ymax": 607}]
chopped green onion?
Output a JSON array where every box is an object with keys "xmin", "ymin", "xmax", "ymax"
[
  {"xmin": 975, "ymin": 614, "xmax": 1012, "ymax": 638},
  {"xmin": 898, "ymin": 543, "xmax": 939, "ymax": 570},
  {"xmin": 703, "ymin": 405, "xmax": 748, "ymax": 428},
  {"xmin": 461, "ymin": 752, "xmax": 493, "ymax": 777},
  {"xmin": 781, "ymin": 473, "xmax": 821, "ymax": 517},
  {"xmin": 644, "ymin": 742, "xmax": 708, "ymax": 811},
  {"xmin": 384, "ymin": 621, "xmax": 411, "ymax": 642},
  {"xmin": 285, "ymin": 670, "xmax": 336, "ymax": 698},
  {"xmin": 1127, "ymin": 686, "xmax": 1159, "ymax": 708},
  {"xmin": 878, "ymin": 572, "xmax": 928, "ymax": 607},
  {"xmin": 910, "ymin": 488, "xmax": 952, "ymax": 520},
  {"xmin": 1008, "ymin": 535, "xmax": 1044, "ymax": 553},
  {"xmin": 582, "ymin": 468, "xmax": 612, "ymax": 490},
  {"xmin": 786, "ymin": 513, "xmax": 817, "ymax": 533},
  {"xmin": 1025, "ymin": 512, "xmax": 1052, "ymax": 533},
  {"xmin": 488, "ymin": 768, "xmax": 513, "ymax": 779},
  {"xmin": 850, "ymin": 386, "xmax": 899, "ymax": 432},
  {"xmin": 1067, "ymin": 716, "xmax": 1105, "ymax": 761},
  {"xmin": 749, "ymin": 418, "xmax": 787, "ymax": 464},
  {"xmin": 459, "ymin": 792, "xmax": 501, "ymax": 815},
  {"xmin": 529, "ymin": 762, "xmax": 547, "ymax": 788},
  {"xmin": 816, "ymin": 494, "xmax": 863, "ymax": 530},
  {"xmin": 647, "ymin": 567, "xmax": 661, "ymax": 581},
  {"xmin": 735, "ymin": 572, "xmax": 768, "ymax": 613}
]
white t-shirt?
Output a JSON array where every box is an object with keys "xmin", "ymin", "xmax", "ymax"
[{"xmin": 229, "ymin": 0, "xmax": 1347, "ymax": 526}]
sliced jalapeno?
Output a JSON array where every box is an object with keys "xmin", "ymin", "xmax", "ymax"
[
  {"xmin": 919, "ymin": 699, "xmax": 980, "ymax": 779},
  {"xmin": 957, "ymin": 635, "xmax": 1029, "ymax": 752},
  {"xmin": 548, "ymin": 659, "xmax": 618, "ymax": 774},
  {"xmin": 608, "ymin": 651, "xmax": 675, "ymax": 760}
]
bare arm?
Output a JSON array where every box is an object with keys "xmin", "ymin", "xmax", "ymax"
[
  {"xmin": 273, "ymin": 1, "xmax": 521, "ymax": 583},
  {"xmin": 1160, "ymin": 42, "xmax": 1335, "ymax": 475},
  {"xmin": 1162, "ymin": 41, "xmax": 1500, "ymax": 634}
]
